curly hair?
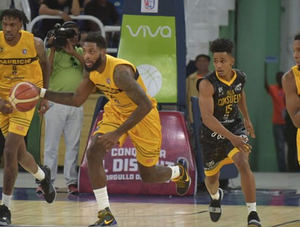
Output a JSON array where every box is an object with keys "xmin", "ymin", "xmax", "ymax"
[
  {"xmin": 0, "ymin": 9, "xmax": 29, "ymax": 24},
  {"xmin": 210, "ymin": 38, "xmax": 233, "ymax": 54}
]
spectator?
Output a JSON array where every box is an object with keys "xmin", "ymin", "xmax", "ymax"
[
  {"xmin": 38, "ymin": 21, "xmax": 84, "ymax": 195},
  {"xmin": 264, "ymin": 71, "xmax": 287, "ymax": 172},
  {"xmin": 84, "ymin": 0, "xmax": 119, "ymax": 31},
  {"xmin": 186, "ymin": 54, "xmax": 210, "ymax": 123},
  {"xmin": 38, "ymin": 0, "xmax": 80, "ymax": 39}
]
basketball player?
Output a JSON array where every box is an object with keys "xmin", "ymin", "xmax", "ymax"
[
  {"xmin": 0, "ymin": 9, "xmax": 56, "ymax": 225},
  {"xmin": 282, "ymin": 33, "xmax": 300, "ymax": 166},
  {"xmin": 198, "ymin": 38, "xmax": 261, "ymax": 227},
  {"xmin": 36, "ymin": 32, "xmax": 191, "ymax": 226}
]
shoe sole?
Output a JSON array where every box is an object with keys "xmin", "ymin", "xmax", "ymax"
[
  {"xmin": 0, "ymin": 220, "xmax": 10, "ymax": 226},
  {"xmin": 248, "ymin": 225, "xmax": 261, "ymax": 227}
]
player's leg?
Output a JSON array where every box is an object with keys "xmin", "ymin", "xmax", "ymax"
[
  {"xmin": 63, "ymin": 106, "xmax": 83, "ymax": 194},
  {"xmin": 86, "ymin": 133, "xmax": 117, "ymax": 227},
  {"xmin": 130, "ymin": 108, "xmax": 191, "ymax": 196},
  {"xmin": 205, "ymin": 172, "xmax": 224, "ymax": 222},
  {"xmin": 137, "ymin": 158, "xmax": 191, "ymax": 196},
  {"xmin": 231, "ymin": 151, "xmax": 261, "ymax": 227},
  {"xmin": 0, "ymin": 132, "xmax": 23, "ymax": 226}
]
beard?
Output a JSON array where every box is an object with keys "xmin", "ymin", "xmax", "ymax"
[{"xmin": 85, "ymin": 55, "xmax": 103, "ymax": 72}]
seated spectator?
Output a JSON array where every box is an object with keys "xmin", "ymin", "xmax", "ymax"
[
  {"xmin": 186, "ymin": 54, "xmax": 210, "ymax": 124},
  {"xmin": 38, "ymin": 0, "xmax": 80, "ymax": 38},
  {"xmin": 84, "ymin": 0, "xmax": 119, "ymax": 31}
]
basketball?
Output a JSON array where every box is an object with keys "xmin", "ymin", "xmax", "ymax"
[{"xmin": 9, "ymin": 82, "xmax": 40, "ymax": 112}]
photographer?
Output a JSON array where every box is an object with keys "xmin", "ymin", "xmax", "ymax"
[{"xmin": 38, "ymin": 21, "xmax": 84, "ymax": 195}]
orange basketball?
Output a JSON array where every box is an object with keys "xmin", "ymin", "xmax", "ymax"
[{"xmin": 9, "ymin": 82, "xmax": 40, "ymax": 112}]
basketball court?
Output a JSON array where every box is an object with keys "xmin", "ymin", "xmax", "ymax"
[{"xmin": 1, "ymin": 171, "xmax": 299, "ymax": 227}]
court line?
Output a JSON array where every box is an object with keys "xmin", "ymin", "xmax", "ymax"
[{"xmin": 269, "ymin": 219, "xmax": 300, "ymax": 227}]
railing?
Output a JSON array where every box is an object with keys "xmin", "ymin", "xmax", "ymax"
[{"xmin": 27, "ymin": 15, "xmax": 120, "ymax": 53}]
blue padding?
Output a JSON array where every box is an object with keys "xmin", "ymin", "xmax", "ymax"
[{"xmin": 191, "ymin": 96, "xmax": 238, "ymax": 181}]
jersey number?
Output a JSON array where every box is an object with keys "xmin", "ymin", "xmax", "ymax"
[{"xmin": 225, "ymin": 104, "xmax": 232, "ymax": 114}]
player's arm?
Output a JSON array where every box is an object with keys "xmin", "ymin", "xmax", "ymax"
[
  {"xmin": 113, "ymin": 64, "xmax": 152, "ymax": 136},
  {"xmin": 282, "ymin": 70, "xmax": 300, "ymax": 128},
  {"xmin": 238, "ymin": 90, "xmax": 255, "ymax": 138},
  {"xmin": 199, "ymin": 79, "xmax": 250, "ymax": 152},
  {"xmin": 34, "ymin": 37, "xmax": 50, "ymax": 89},
  {"xmin": 43, "ymin": 71, "xmax": 95, "ymax": 106}
]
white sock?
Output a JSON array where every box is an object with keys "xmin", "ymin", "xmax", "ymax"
[
  {"xmin": 246, "ymin": 202, "xmax": 257, "ymax": 214},
  {"xmin": 93, "ymin": 187, "xmax": 110, "ymax": 211},
  {"xmin": 1, "ymin": 193, "xmax": 12, "ymax": 209},
  {"xmin": 169, "ymin": 166, "xmax": 180, "ymax": 180},
  {"xmin": 33, "ymin": 166, "xmax": 45, "ymax": 181},
  {"xmin": 211, "ymin": 190, "xmax": 220, "ymax": 200}
]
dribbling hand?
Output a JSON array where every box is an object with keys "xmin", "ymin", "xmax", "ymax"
[{"xmin": 230, "ymin": 134, "xmax": 252, "ymax": 153}]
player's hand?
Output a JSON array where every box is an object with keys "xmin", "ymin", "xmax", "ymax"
[
  {"xmin": 229, "ymin": 134, "xmax": 252, "ymax": 153},
  {"xmin": 244, "ymin": 119, "xmax": 256, "ymax": 138},
  {"xmin": 38, "ymin": 99, "xmax": 49, "ymax": 115},
  {"xmin": 0, "ymin": 99, "xmax": 13, "ymax": 114},
  {"xmin": 97, "ymin": 131, "xmax": 121, "ymax": 151}
]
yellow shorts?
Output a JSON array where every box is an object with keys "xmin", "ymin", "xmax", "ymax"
[
  {"xmin": 204, "ymin": 148, "xmax": 240, "ymax": 176},
  {"xmin": 94, "ymin": 104, "xmax": 162, "ymax": 167},
  {"xmin": 0, "ymin": 107, "xmax": 36, "ymax": 137}
]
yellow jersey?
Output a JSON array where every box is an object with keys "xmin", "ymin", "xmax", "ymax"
[
  {"xmin": 0, "ymin": 30, "xmax": 43, "ymax": 99},
  {"xmin": 89, "ymin": 55, "xmax": 157, "ymax": 115},
  {"xmin": 292, "ymin": 65, "xmax": 300, "ymax": 165}
]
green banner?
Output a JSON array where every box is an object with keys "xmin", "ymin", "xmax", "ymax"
[{"xmin": 118, "ymin": 15, "xmax": 177, "ymax": 103}]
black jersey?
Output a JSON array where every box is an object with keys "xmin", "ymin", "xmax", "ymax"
[
  {"xmin": 199, "ymin": 70, "xmax": 247, "ymax": 172},
  {"xmin": 201, "ymin": 69, "xmax": 246, "ymax": 134}
]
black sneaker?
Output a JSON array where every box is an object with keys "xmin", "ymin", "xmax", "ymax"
[
  {"xmin": 209, "ymin": 188, "xmax": 224, "ymax": 222},
  {"xmin": 247, "ymin": 211, "xmax": 261, "ymax": 227},
  {"xmin": 173, "ymin": 158, "xmax": 191, "ymax": 196},
  {"xmin": 36, "ymin": 165, "xmax": 56, "ymax": 203},
  {"xmin": 0, "ymin": 205, "xmax": 11, "ymax": 226},
  {"xmin": 89, "ymin": 207, "xmax": 117, "ymax": 226}
]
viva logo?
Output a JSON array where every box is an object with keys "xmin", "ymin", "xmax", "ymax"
[{"xmin": 125, "ymin": 25, "xmax": 171, "ymax": 38}]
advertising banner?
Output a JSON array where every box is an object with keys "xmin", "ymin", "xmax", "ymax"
[{"xmin": 118, "ymin": 15, "xmax": 177, "ymax": 103}]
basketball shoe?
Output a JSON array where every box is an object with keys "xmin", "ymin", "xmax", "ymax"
[
  {"xmin": 173, "ymin": 158, "xmax": 191, "ymax": 196},
  {"xmin": 36, "ymin": 165, "xmax": 56, "ymax": 203},
  {"xmin": 247, "ymin": 211, "xmax": 261, "ymax": 227},
  {"xmin": 209, "ymin": 188, "xmax": 224, "ymax": 222},
  {"xmin": 89, "ymin": 207, "xmax": 117, "ymax": 226},
  {"xmin": 0, "ymin": 205, "xmax": 11, "ymax": 226}
]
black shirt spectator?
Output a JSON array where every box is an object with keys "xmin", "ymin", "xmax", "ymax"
[
  {"xmin": 38, "ymin": 0, "xmax": 80, "ymax": 39},
  {"xmin": 84, "ymin": 0, "xmax": 119, "ymax": 31}
]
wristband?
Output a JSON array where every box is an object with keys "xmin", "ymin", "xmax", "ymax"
[{"xmin": 40, "ymin": 88, "xmax": 47, "ymax": 98}]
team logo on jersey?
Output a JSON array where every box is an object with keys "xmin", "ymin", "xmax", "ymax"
[
  {"xmin": 22, "ymin": 49, "xmax": 27, "ymax": 54},
  {"xmin": 235, "ymin": 83, "xmax": 242, "ymax": 92},
  {"xmin": 0, "ymin": 47, "xmax": 3, "ymax": 53},
  {"xmin": 106, "ymin": 78, "xmax": 111, "ymax": 84},
  {"xmin": 218, "ymin": 86, "xmax": 224, "ymax": 96}
]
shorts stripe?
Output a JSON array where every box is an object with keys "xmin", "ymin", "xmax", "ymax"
[{"xmin": 204, "ymin": 147, "xmax": 239, "ymax": 176}]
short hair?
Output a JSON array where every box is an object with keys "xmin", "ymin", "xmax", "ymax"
[
  {"xmin": 295, "ymin": 33, "xmax": 300, "ymax": 41},
  {"xmin": 210, "ymin": 38, "xmax": 233, "ymax": 54},
  {"xmin": 84, "ymin": 32, "xmax": 107, "ymax": 49},
  {"xmin": 0, "ymin": 9, "xmax": 29, "ymax": 24},
  {"xmin": 195, "ymin": 54, "xmax": 210, "ymax": 62}
]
